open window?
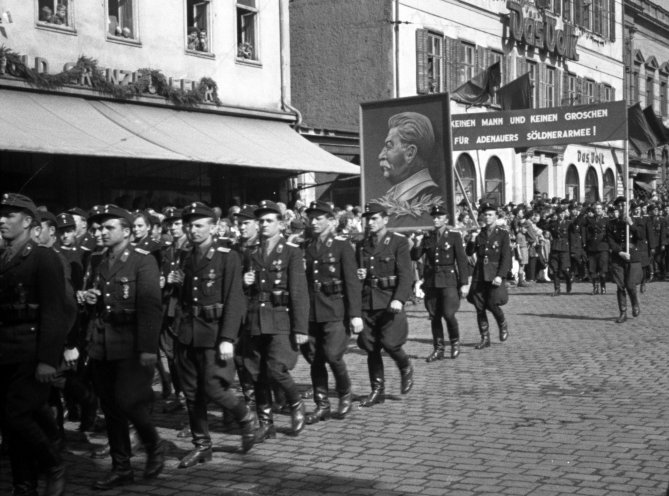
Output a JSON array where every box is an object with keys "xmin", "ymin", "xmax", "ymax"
[
  {"xmin": 186, "ymin": 0, "xmax": 210, "ymax": 53},
  {"xmin": 108, "ymin": 0, "xmax": 137, "ymax": 41},
  {"xmin": 37, "ymin": 0, "xmax": 73, "ymax": 30},
  {"xmin": 237, "ymin": 0, "xmax": 258, "ymax": 61}
]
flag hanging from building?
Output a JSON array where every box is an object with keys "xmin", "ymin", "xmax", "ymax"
[
  {"xmin": 451, "ymin": 61, "xmax": 501, "ymax": 106},
  {"xmin": 642, "ymin": 105, "xmax": 669, "ymax": 146},
  {"xmin": 628, "ymin": 103, "xmax": 659, "ymax": 154},
  {"xmin": 496, "ymin": 73, "xmax": 532, "ymax": 111}
]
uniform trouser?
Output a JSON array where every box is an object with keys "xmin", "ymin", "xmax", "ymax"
[
  {"xmin": 611, "ymin": 260, "xmax": 642, "ymax": 311},
  {"xmin": 423, "ymin": 287, "xmax": 460, "ymax": 343},
  {"xmin": 243, "ymin": 334, "xmax": 301, "ymax": 407},
  {"xmin": 0, "ymin": 361, "xmax": 62, "ymax": 487},
  {"xmin": 548, "ymin": 250, "xmax": 571, "ymax": 285},
  {"xmin": 175, "ymin": 344, "xmax": 248, "ymax": 448},
  {"xmin": 357, "ymin": 309, "xmax": 410, "ymax": 384},
  {"xmin": 159, "ymin": 327, "xmax": 182, "ymax": 394},
  {"xmin": 651, "ymin": 248, "xmax": 664, "ymax": 276},
  {"xmin": 301, "ymin": 321, "xmax": 351, "ymax": 397},
  {"xmin": 525, "ymin": 256, "xmax": 538, "ymax": 281},
  {"xmin": 587, "ymin": 250, "xmax": 609, "ymax": 280},
  {"xmin": 467, "ymin": 281, "xmax": 506, "ymax": 331},
  {"xmin": 90, "ymin": 358, "xmax": 159, "ymax": 471},
  {"xmin": 570, "ymin": 253, "xmax": 586, "ymax": 279}
]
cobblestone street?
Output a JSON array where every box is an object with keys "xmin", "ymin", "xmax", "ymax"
[{"xmin": 4, "ymin": 281, "xmax": 669, "ymax": 496}]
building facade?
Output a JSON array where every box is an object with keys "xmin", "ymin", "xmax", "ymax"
[
  {"xmin": 0, "ymin": 0, "xmax": 355, "ymax": 211},
  {"xmin": 624, "ymin": 0, "xmax": 669, "ymax": 198},
  {"xmin": 291, "ymin": 0, "xmax": 626, "ymax": 207}
]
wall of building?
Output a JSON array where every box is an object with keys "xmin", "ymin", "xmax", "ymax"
[
  {"xmin": 1, "ymin": 0, "xmax": 284, "ymax": 111},
  {"xmin": 289, "ymin": 0, "xmax": 394, "ymax": 132}
]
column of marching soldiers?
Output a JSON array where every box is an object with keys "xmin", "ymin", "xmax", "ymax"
[{"xmin": 0, "ymin": 189, "xmax": 649, "ymax": 495}]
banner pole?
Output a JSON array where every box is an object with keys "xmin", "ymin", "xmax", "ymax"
[
  {"xmin": 453, "ymin": 166, "xmax": 477, "ymax": 225},
  {"xmin": 624, "ymin": 112, "xmax": 630, "ymax": 254}
]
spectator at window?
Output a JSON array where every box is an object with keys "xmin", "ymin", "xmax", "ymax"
[
  {"xmin": 39, "ymin": 6, "xmax": 53, "ymax": 22},
  {"xmin": 122, "ymin": 26, "xmax": 132, "ymax": 38},
  {"xmin": 52, "ymin": 4, "xmax": 67, "ymax": 25},
  {"xmin": 187, "ymin": 27, "xmax": 199, "ymax": 50}
]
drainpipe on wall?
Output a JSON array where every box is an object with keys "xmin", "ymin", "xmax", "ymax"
[
  {"xmin": 279, "ymin": 0, "xmax": 302, "ymax": 128},
  {"xmin": 394, "ymin": 0, "xmax": 399, "ymax": 98}
]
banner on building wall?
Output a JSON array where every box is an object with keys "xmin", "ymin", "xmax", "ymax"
[
  {"xmin": 360, "ymin": 94, "xmax": 454, "ymax": 231},
  {"xmin": 451, "ymin": 101, "xmax": 627, "ymax": 151}
]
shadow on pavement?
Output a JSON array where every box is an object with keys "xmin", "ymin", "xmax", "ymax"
[{"xmin": 518, "ymin": 312, "xmax": 613, "ymax": 321}]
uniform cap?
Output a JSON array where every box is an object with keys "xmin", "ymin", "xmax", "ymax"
[
  {"xmin": 290, "ymin": 218, "xmax": 306, "ymax": 230},
  {"xmin": 67, "ymin": 207, "xmax": 88, "ymax": 219},
  {"xmin": 305, "ymin": 201, "xmax": 335, "ymax": 217},
  {"xmin": 38, "ymin": 210, "xmax": 58, "ymax": 225},
  {"xmin": 55, "ymin": 212, "xmax": 76, "ymax": 229},
  {"xmin": 162, "ymin": 206, "xmax": 181, "ymax": 221},
  {"xmin": 361, "ymin": 202, "xmax": 387, "ymax": 217},
  {"xmin": 429, "ymin": 204, "xmax": 448, "ymax": 217},
  {"xmin": 181, "ymin": 202, "xmax": 215, "ymax": 221},
  {"xmin": 0, "ymin": 192, "xmax": 39, "ymax": 219},
  {"xmin": 235, "ymin": 204, "xmax": 258, "ymax": 220},
  {"xmin": 613, "ymin": 196, "xmax": 626, "ymax": 206},
  {"xmin": 479, "ymin": 202, "xmax": 497, "ymax": 213},
  {"xmin": 88, "ymin": 204, "xmax": 133, "ymax": 224},
  {"xmin": 648, "ymin": 203, "xmax": 658, "ymax": 211},
  {"xmin": 255, "ymin": 200, "xmax": 282, "ymax": 216}
]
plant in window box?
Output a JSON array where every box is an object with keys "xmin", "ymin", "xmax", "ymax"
[{"xmin": 237, "ymin": 42, "xmax": 254, "ymax": 60}]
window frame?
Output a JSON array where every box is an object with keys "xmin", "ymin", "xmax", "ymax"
[
  {"xmin": 185, "ymin": 0, "xmax": 214, "ymax": 58},
  {"xmin": 585, "ymin": 78, "xmax": 596, "ymax": 104},
  {"xmin": 106, "ymin": 0, "xmax": 140, "ymax": 45},
  {"xmin": 426, "ymin": 31, "xmax": 444, "ymax": 94},
  {"xmin": 660, "ymin": 75, "xmax": 668, "ymax": 118},
  {"xmin": 461, "ymin": 42, "xmax": 476, "ymax": 87},
  {"xmin": 527, "ymin": 60, "xmax": 537, "ymax": 108},
  {"xmin": 544, "ymin": 66, "xmax": 556, "ymax": 108},
  {"xmin": 236, "ymin": 0, "xmax": 260, "ymax": 64},
  {"xmin": 36, "ymin": 0, "xmax": 76, "ymax": 33}
]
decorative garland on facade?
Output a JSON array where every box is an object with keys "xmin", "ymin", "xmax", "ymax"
[{"xmin": 0, "ymin": 47, "xmax": 222, "ymax": 107}]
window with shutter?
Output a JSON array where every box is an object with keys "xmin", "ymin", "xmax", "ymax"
[
  {"xmin": 527, "ymin": 61, "xmax": 538, "ymax": 108},
  {"xmin": 561, "ymin": 71, "xmax": 570, "ymax": 105},
  {"xmin": 415, "ymin": 29, "xmax": 429, "ymax": 95},
  {"xmin": 609, "ymin": 0, "xmax": 615, "ymax": 41},
  {"xmin": 576, "ymin": 77, "xmax": 584, "ymax": 105},
  {"xmin": 445, "ymin": 37, "xmax": 458, "ymax": 92},
  {"xmin": 592, "ymin": 0, "xmax": 602, "ymax": 35},
  {"xmin": 489, "ymin": 50, "xmax": 504, "ymax": 106},
  {"xmin": 573, "ymin": 0, "xmax": 582, "ymax": 26},
  {"xmin": 427, "ymin": 32, "xmax": 445, "ymax": 93},
  {"xmin": 461, "ymin": 42, "xmax": 476, "ymax": 86},
  {"xmin": 545, "ymin": 66, "xmax": 556, "ymax": 107},
  {"xmin": 661, "ymin": 77, "xmax": 668, "ymax": 118},
  {"xmin": 563, "ymin": 0, "xmax": 572, "ymax": 22}
]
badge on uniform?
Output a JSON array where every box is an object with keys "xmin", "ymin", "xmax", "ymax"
[
  {"xmin": 207, "ymin": 269, "xmax": 216, "ymax": 288},
  {"xmin": 329, "ymin": 265, "xmax": 336, "ymax": 273},
  {"xmin": 326, "ymin": 238, "xmax": 333, "ymax": 248},
  {"xmin": 272, "ymin": 259, "xmax": 282, "ymax": 269},
  {"xmin": 444, "ymin": 242, "xmax": 451, "ymax": 251},
  {"xmin": 492, "ymin": 241, "xmax": 499, "ymax": 249},
  {"xmin": 120, "ymin": 277, "xmax": 130, "ymax": 299}
]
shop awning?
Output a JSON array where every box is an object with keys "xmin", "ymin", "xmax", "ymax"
[
  {"xmin": 634, "ymin": 179, "xmax": 654, "ymax": 192},
  {"xmin": 0, "ymin": 89, "xmax": 359, "ymax": 175}
]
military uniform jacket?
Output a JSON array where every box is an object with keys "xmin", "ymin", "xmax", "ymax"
[
  {"xmin": 649, "ymin": 215, "xmax": 662, "ymax": 250},
  {"xmin": 176, "ymin": 243, "xmax": 244, "ymax": 347},
  {"xmin": 0, "ymin": 240, "xmax": 68, "ymax": 367},
  {"xmin": 86, "ymin": 245, "xmax": 162, "ymax": 361},
  {"xmin": 304, "ymin": 234, "xmax": 362, "ymax": 323},
  {"xmin": 410, "ymin": 228, "xmax": 469, "ymax": 288},
  {"xmin": 546, "ymin": 218, "xmax": 571, "ymax": 252},
  {"xmin": 568, "ymin": 216, "xmax": 585, "ymax": 256},
  {"xmin": 356, "ymin": 231, "xmax": 412, "ymax": 311},
  {"xmin": 607, "ymin": 220, "xmax": 642, "ymax": 263},
  {"xmin": 632, "ymin": 216, "xmax": 652, "ymax": 265},
  {"xmin": 466, "ymin": 225, "xmax": 512, "ymax": 282},
  {"xmin": 243, "ymin": 236, "xmax": 309, "ymax": 336},
  {"xmin": 660, "ymin": 215, "xmax": 669, "ymax": 246},
  {"xmin": 134, "ymin": 236, "xmax": 163, "ymax": 268},
  {"xmin": 582, "ymin": 216, "xmax": 609, "ymax": 252}
]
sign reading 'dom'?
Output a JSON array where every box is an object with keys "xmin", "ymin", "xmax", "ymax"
[{"xmin": 451, "ymin": 101, "xmax": 627, "ymax": 151}]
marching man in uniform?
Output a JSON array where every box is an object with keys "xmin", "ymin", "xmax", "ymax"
[
  {"xmin": 242, "ymin": 200, "xmax": 310, "ymax": 439},
  {"xmin": 168, "ymin": 202, "xmax": 256, "ymax": 468},
  {"xmin": 356, "ymin": 203, "xmax": 414, "ymax": 407},
  {"xmin": 411, "ymin": 205, "xmax": 470, "ymax": 361},
  {"xmin": 466, "ymin": 203, "xmax": 512, "ymax": 349},
  {"xmin": 302, "ymin": 201, "xmax": 362, "ymax": 423}
]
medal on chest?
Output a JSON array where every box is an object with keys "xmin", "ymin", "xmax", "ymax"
[
  {"xmin": 120, "ymin": 277, "xmax": 130, "ymax": 299},
  {"xmin": 207, "ymin": 269, "xmax": 216, "ymax": 288}
]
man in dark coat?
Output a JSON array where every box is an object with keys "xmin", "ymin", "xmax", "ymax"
[
  {"xmin": 82, "ymin": 205, "xmax": 164, "ymax": 490},
  {"xmin": 411, "ymin": 205, "xmax": 469, "ymax": 360},
  {"xmin": 545, "ymin": 206, "xmax": 572, "ymax": 296},
  {"xmin": 241, "ymin": 200, "xmax": 310, "ymax": 439},
  {"xmin": 582, "ymin": 202, "xmax": 610, "ymax": 294},
  {"xmin": 466, "ymin": 203, "xmax": 512, "ymax": 349},
  {"xmin": 355, "ymin": 203, "xmax": 414, "ymax": 407},
  {"xmin": 0, "ymin": 193, "xmax": 70, "ymax": 496},
  {"xmin": 301, "ymin": 201, "xmax": 362, "ymax": 423}
]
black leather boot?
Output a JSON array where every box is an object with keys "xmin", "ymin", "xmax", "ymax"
[
  {"xmin": 143, "ymin": 439, "xmax": 165, "ymax": 479},
  {"xmin": 450, "ymin": 339, "xmax": 460, "ymax": 359},
  {"xmin": 178, "ymin": 445, "xmax": 212, "ymax": 468},
  {"xmin": 499, "ymin": 321, "xmax": 509, "ymax": 342},
  {"xmin": 290, "ymin": 400, "xmax": 306, "ymax": 435},
  {"xmin": 92, "ymin": 470, "xmax": 134, "ymax": 490},
  {"xmin": 44, "ymin": 463, "xmax": 66, "ymax": 496},
  {"xmin": 360, "ymin": 376, "xmax": 385, "ymax": 407},
  {"xmin": 552, "ymin": 282, "xmax": 561, "ymax": 296},
  {"xmin": 400, "ymin": 359, "xmax": 414, "ymax": 394},
  {"xmin": 254, "ymin": 404, "xmax": 276, "ymax": 442},
  {"xmin": 238, "ymin": 407, "xmax": 257, "ymax": 453},
  {"xmin": 305, "ymin": 389, "xmax": 331, "ymax": 425},
  {"xmin": 630, "ymin": 290, "xmax": 640, "ymax": 317},
  {"xmin": 592, "ymin": 282, "xmax": 600, "ymax": 295},
  {"xmin": 426, "ymin": 338, "xmax": 445, "ymax": 362},
  {"xmin": 475, "ymin": 316, "xmax": 491, "ymax": 349},
  {"xmin": 616, "ymin": 290, "xmax": 627, "ymax": 323},
  {"xmin": 566, "ymin": 271, "xmax": 573, "ymax": 294},
  {"xmin": 336, "ymin": 390, "xmax": 353, "ymax": 418}
]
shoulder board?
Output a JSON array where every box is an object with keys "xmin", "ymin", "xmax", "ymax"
[
  {"xmin": 286, "ymin": 242, "xmax": 299, "ymax": 248},
  {"xmin": 393, "ymin": 232, "xmax": 406, "ymax": 237},
  {"xmin": 217, "ymin": 247, "xmax": 231, "ymax": 253},
  {"xmin": 334, "ymin": 236, "xmax": 348, "ymax": 241},
  {"xmin": 134, "ymin": 247, "xmax": 150, "ymax": 255}
]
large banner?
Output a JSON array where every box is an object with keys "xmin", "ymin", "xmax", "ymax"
[
  {"xmin": 360, "ymin": 94, "xmax": 454, "ymax": 231},
  {"xmin": 451, "ymin": 100, "xmax": 627, "ymax": 151}
]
